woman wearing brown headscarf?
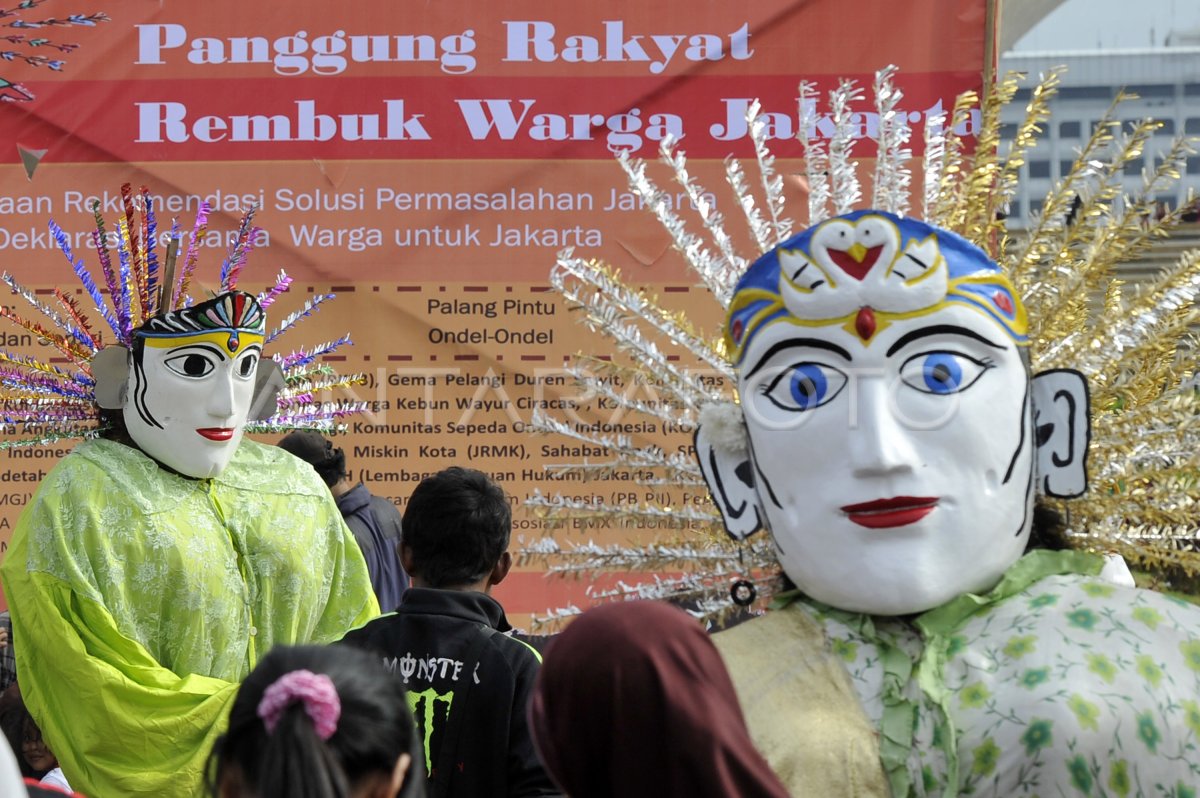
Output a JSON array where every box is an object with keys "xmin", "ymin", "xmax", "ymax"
[{"xmin": 528, "ymin": 601, "xmax": 790, "ymax": 798}]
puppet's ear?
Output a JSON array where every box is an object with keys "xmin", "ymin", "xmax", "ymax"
[
  {"xmin": 694, "ymin": 404, "xmax": 763, "ymax": 541},
  {"xmin": 249, "ymin": 358, "xmax": 286, "ymax": 421},
  {"xmin": 92, "ymin": 346, "xmax": 130, "ymax": 410},
  {"xmin": 1031, "ymin": 369, "xmax": 1090, "ymax": 498}
]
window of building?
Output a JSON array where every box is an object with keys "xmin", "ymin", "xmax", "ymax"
[
  {"xmin": 1029, "ymin": 160, "xmax": 1051, "ymax": 179},
  {"xmin": 1184, "ymin": 83, "xmax": 1200, "ymax": 97},
  {"xmin": 1008, "ymin": 199, "xmax": 1022, "ymax": 219},
  {"xmin": 1188, "ymin": 156, "xmax": 1200, "ymax": 175},
  {"xmin": 1029, "ymin": 198, "xmax": 1045, "ymax": 217},
  {"xmin": 1126, "ymin": 157, "xmax": 1144, "ymax": 174},
  {"xmin": 1060, "ymin": 86, "xmax": 1113, "ymax": 101},
  {"xmin": 1059, "ymin": 120, "xmax": 1081, "ymax": 138},
  {"xmin": 1060, "ymin": 160, "xmax": 1076, "ymax": 178},
  {"xmin": 1156, "ymin": 119, "xmax": 1176, "ymax": 135},
  {"xmin": 999, "ymin": 122, "xmax": 1018, "ymax": 141},
  {"xmin": 1127, "ymin": 84, "xmax": 1174, "ymax": 99},
  {"xmin": 1185, "ymin": 118, "xmax": 1200, "ymax": 134}
]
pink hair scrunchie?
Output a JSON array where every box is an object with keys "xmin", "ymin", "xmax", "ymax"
[{"xmin": 257, "ymin": 669, "xmax": 342, "ymax": 741}]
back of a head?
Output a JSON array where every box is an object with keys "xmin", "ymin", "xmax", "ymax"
[
  {"xmin": 529, "ymin": 601, "xmax": 789, "ymax": 798},
  {"xmin": 401, "ymin": 467, "xmax": 511, "ymax": 588},
  {"xmin": 207, "ymin": 644, "xmax": 420, "ymax": 798},
  {"xmin": 278, "ymin": 430, "xmax": 346, "ymax": 488}
]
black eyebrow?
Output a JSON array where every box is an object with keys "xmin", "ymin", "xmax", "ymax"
[
  {"xmin": 744, "ymin": 338, "xmax": 853, "ymax": 379},
  {"xmin": 167, "ymin": 342, "xmax": 229, "ymax": 361},
  {"xmin": 885, "ymin": 324, "xmax": 1006, "ymax": 358}
]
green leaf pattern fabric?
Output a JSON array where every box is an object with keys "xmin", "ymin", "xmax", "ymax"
[{"xmin": 797, "ymin": 554, "xmax": 1200, "ymax": 797}]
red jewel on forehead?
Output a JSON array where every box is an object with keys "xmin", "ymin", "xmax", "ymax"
[
  {"xmin": 993, "ymin": 290, "xmax": 1013, "ymax": 316},
  {"xmin": 732, "ymin": 318, "xmax": 744, "ymax": 344},
  {"xmin": 854, "ymin": 307, "xmax": 877, "ymax": 341},
  {"xmin": 227, "ymin": 332, "xmax": 240, "ymax": 352}
]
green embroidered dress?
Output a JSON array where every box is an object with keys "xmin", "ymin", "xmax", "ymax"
[{"xmin": 0, "ymin": 438, "xmax": 379, "ymax": 797}]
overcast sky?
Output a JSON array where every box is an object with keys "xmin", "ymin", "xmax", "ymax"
[{"xmin": 1012, "ymin": 0, "xmax": 1200, "ymax": 51}]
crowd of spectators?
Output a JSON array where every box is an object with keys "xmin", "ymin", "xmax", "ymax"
[{"xmin": 0, "ymin": 464, "xmax": 766, "ymax": 798}]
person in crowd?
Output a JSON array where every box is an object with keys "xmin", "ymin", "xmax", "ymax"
[
  {"xmin": 207, "ymin": 644, "xmax": 422, "ymax": 798},
  {"xmin": 0, "ymin": 195, "xmax": 378, "ymax": 796},
  {"xmin": 280, "ymin": 430, "xmax": 409, "ymax": 610},
  {"xmin": 0, "ymin": 685, "xmax": 69, "ymax": 790},
  {"xmin": 20, "ymin": 714, "xmax": 68, "ymax": 792},
  {"xmin": 528, "ymin": 601, "xmax": 790, "ymax": 798},
  {"xmin": 0, "ymin": 732, "xmax": 81, "ymax": 798},
  {"xmin": 341, "ymin": 467, "xmax": 560, "ymax": 798},
  {"xmin": 0, "ymin": 685, "xmax": 39, "ymax": 780},
  {"xmin": 0, "ymin": 613, "xmax": 13, "ymax": 691}
]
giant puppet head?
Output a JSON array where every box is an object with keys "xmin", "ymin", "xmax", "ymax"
[
  {"xmin": 695, "ymin": 210, "xmax": 1090, "ymax": 616},
  {"xmin": 0, "ymin": 184, "xmax": 360, "ymax": 477},
  {"xmin": 92, "ymin": 291, "xmax": 284, "ymax": 479},
  {"xmin": 525, "ymin": 68, "xmax": 1200, "ymax": 628}
]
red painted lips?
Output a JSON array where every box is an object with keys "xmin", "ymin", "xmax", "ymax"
[
  {"xmin": 196, "ymin": 428, "xmax": 235, "ymax": 441},
  {"xmin": 840, "ymin": 496, "xmax": 939, "ymax": 529}
]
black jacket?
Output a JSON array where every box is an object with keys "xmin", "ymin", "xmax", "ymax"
[{"xmin": 341, "ymin": 589, "xmax": 560, "ymax": 798}]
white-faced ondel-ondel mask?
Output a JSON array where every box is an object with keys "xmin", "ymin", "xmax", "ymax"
[
  {"xmin": 92, "ymin": 291, "xmax": 285, "ymax": 479},
  {"xmin": 696, "ymin": 211, "xmax": 1090, "ymax": 616}
]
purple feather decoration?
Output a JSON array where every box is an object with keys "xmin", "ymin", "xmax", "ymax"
[
  {"xmin": 276, "ymin": 335, "xmax": 352, "ymax": 370},
  {"xmin": 257, "ymin": 271, "xmax": 293, "ymax": 308},
  {"xmin": 49, "ymin": 219, "xmax": 119, "ymax": 339},
  {"xmin": 220, "ymin": 206, "xmax": 258, "ymax": 291},
  {"xmin": 224, "ymin": 225, "xmax": 259, "ymax": 292},
  {"xmin": 89, "ymin": 202, "xmax": 124, "ymax": 340},
  {"xmin": 266, "ymin": 294, "xmax": 333, "ymax": 344},
  {"xmin": 176, "ymin": 202, "xmax": 210, "ymax": 307}
]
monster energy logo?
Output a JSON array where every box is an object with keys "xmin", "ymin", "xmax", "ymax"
[{"xmin": 407, "ymin": 687, "xmax": 454, "ymax": 773}]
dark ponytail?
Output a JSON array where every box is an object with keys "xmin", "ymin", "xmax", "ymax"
[
  {"xmin": 256, "ymin": 699, "xmax": 350, "ymax": 798},
  {"xmin": 207, "ymin": 644, "xmax": 421, "ymax": 798}
]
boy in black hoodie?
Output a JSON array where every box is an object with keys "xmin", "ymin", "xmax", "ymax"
[{"xmin": 341, "ymin": 467, "xmax": 560, "ymax": 798}]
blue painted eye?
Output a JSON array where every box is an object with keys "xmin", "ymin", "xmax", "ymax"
[
  {"xmin": 789, "ymin": 365, "xmax": 827, "ymax": 408},
  {"xmin": 899, "ymin": 351, "xmax": 988, "ymax": 395},
  {"xmin": 762, "ymin": 362, "xmax": 847, "ymax": 412},
  {"xmin": 922, "ymin": 353, "xmax": 962, "ymax": 393}
]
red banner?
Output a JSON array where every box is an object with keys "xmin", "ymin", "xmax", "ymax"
[{"xmin": 0, "ymin": 0, "xmax": 990, "ymax": 622}]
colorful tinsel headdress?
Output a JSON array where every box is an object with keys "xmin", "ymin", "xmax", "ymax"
[
  {"xmin": 0, "ymin": 183, "xmax": 366, "ymax": 446},
  {"xmin": 522, "ymin": 66, "xmax": 1200, "ymax": 626}
]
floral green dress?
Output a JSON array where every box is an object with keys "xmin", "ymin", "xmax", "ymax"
[
  {"xmin": 721, "ymin": 550, "xmax": 1200, "ymax": 797},
  {"xmin": 1, "ymin": 438, "xmax": 379, "ymax": 797}
]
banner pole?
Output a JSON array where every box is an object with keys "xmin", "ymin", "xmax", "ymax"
[{"xmin": 984, "ymin": 0, "xmax": 1000, "ymax": 94}]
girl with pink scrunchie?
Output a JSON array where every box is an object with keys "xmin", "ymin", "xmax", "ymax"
[{"xmin": 207, "ymin": 645, "xmax": 424, "ymax": 798}]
